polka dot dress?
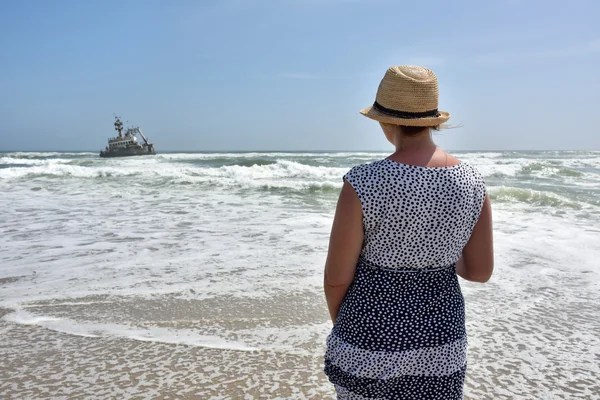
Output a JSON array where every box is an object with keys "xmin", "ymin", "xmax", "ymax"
[{"xmin": 324, "ymin": 159, "xmax": 486, "ymax": 400}]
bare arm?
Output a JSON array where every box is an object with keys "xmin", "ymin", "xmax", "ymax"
[
  {"xmin": 456, "ymin": 194, "xmax": 494, "ymax": 282},
  {"xmin": 324, "ymin": 181, "xmax": 364, "ymax": 323}
]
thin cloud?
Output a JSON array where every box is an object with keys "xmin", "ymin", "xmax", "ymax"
[
  {"xmin": 282, "ymin": 73, "xmax": 332, "ymax": 80},
  {"xmin": 281, "ymin": 72, "xmax": 373, "ymax": 80},
  {"xmin": 471, "ymin": 39, "xmax": 600, "ymax": 65},
  {"xmin": 405, "ymin": 56, "xmax": 447, "ymax": 67}
]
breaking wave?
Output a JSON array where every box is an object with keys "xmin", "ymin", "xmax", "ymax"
[
  {"xmin": 488, "ymin": 187, "xmax": 591, "ymax": 209},
  {"xmin": 0, "ymin": 157, "xmax": 348, "ymax": 193},
  {"xmin": 1, "ymin": 151, "xmax": 599, "ymax": 201}
]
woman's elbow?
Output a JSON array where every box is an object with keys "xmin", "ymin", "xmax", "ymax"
[
  {"xmin": 470, "ymin": 271, "xmax": 492, "ymax": 283},
  {"xmin": 324, "ymin": 269, "xmax": 353, "ymax": 288},
  {"xmin": 467, "ymin": 262, "xmax": 494, "ymax": 283}
]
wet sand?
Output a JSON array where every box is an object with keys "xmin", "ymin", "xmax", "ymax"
[
  {"xmin": 2, "ymin": 294, "xmax": 599, "ymax": 399},
  {"xmin": 0, "ymin": 314, "xmax": 331, "ymax": 399}
]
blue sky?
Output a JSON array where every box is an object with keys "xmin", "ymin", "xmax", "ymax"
[{"xmin": 0, "ymin": 0, "xmax": 599, "ymax": 151}]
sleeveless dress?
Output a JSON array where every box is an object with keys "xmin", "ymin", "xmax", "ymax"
[{"xmin": 324, "ymin": 159, "xmax": 486, "ymax": 400}]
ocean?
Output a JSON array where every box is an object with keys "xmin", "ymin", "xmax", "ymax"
[{"xmin": 0, "ymin": 150, "xmax": 599, "ymax": 399}]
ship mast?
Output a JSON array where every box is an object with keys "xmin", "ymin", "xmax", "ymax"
[{"xmin": 114, "ymin": 117, "xmax": 124, "ymax": 138}]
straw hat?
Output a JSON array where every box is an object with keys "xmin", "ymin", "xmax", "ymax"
[{"xmin": 360, "ymin": 65, "xmax": 450, "ymax": 127}]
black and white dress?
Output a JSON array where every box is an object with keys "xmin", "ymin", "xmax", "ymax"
[{"xmin": 324, "ymin": 159, "xmax": 486, "ymax": 400}]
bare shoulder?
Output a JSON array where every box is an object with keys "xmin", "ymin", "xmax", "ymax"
[
  {"xmin": 445, "ymin": 152, "xmax": 461, "ymax": 166},
  {"xmin": 433, "ymin": 148, "xmax": 461, "ymax": 167}
]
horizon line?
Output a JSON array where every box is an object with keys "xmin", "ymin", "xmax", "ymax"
[{"xmin": 1, "ymin": 149, "xmax": 599, "ymax": 153}]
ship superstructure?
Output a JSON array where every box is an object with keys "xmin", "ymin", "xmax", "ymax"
[{"xmin": 100, "ymin": 117, "xmax": 156, "ymax": 158}]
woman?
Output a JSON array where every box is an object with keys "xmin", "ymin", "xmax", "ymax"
[{"xmin": 323, "ymin": 65, "xmax": 494, "ymax": 399}]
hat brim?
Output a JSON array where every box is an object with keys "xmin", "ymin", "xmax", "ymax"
[{"xmin": 359, "ymin": 105, "xmax": 450, "ymax": 127}]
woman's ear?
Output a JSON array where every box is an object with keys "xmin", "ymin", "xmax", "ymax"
[{"xmin": 380, "ymin": 122, "xmax": 396, "ymax": 146}]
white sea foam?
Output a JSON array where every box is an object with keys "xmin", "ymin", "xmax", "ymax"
[
  {"xmin": 3, "ymin": 310, "xmax": 259, "ymax": 350},
  {"xmin": 2, "ymin": 152, "xmax": 599, "ymax": 194},
  {"xmin": 0, "ymin": 157, "xmax": 74, "ymax": 166},
  {"xmin": 2, "ymin": 152, "xmax": 96, "ymax": 158},
  {"xmin": 0, "ymin": 158, "xmax": 349, "ymax": 193},
  {"xmin": 156, "ymin": 151, "xmax": 388, "ymax": 160}
]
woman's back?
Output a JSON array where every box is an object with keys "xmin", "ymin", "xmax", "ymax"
[
  {"xmin": 345, "ymin": 159, "xmax": 486, "ymax": 269},
  {"xmin": 323, "ymin": 65, "xmax": 494, "ymax": 399}
]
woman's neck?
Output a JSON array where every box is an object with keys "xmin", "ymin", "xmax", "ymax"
[{"xmin": 393, "ymin": 132, "xmax": 436, "ymax": 152}]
